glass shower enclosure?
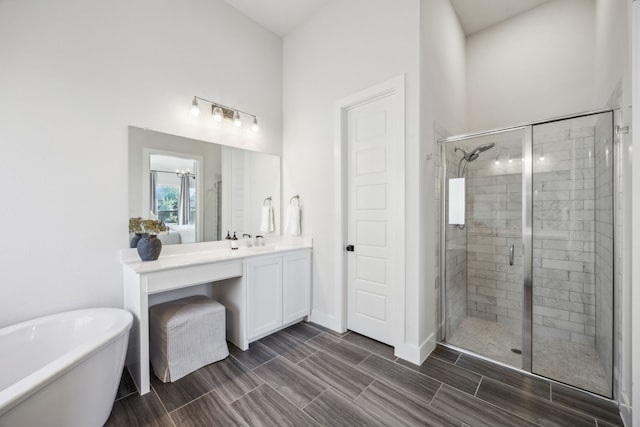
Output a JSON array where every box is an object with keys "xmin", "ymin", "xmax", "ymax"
[{"xmin": 439, "ymin": 111, "xmax": 615, "ymax": 397}]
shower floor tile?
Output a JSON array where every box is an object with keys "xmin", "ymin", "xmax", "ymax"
[{"xmin": 447, "ymin": 316, "xmax": 610, "ymax": 396}]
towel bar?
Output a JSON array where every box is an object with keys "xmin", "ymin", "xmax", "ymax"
[
  {"xmin": 263, "ymin": 196, "xmax": 272, "ymax": 206},
  {"xmin": 289, "ymin": 195, "xmax": 300, "ymax": 205}
]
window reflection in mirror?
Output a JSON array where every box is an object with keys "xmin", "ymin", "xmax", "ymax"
[
  {"xmin": 149, "ymin": 154, "xmax": 201, "ymax": 243},
  {"xmin": 128, "ymin": 126, "xmax": 280, "ymax": 244}
]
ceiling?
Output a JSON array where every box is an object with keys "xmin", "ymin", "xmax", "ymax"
[
  {"xmin": 223, "ymin": 0, "xmax": 553, "ymax": 38},
  {"xmin": 450, "ymin": 0, "xmax": 553, "ymax": 36},
  {"xmin": 222, "ymin": 0, "xmax": 331, "ymax": 37}
]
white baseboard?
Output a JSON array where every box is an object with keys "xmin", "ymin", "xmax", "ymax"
[
  {"xmin": 309, "ymin": 310, "xmax": 345, "ymax": 333},
  {"xmin": 394, "ymin": 333, "xmax": 436, "ymax": 365}
]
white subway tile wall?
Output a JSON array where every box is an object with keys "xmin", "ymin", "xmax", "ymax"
[
  {"xmin": 531, "ymin": 120, "xmax": 598, "ymax": 345},
  {"xmin": 465, "ymin": 136, "xmax": 523, "ymax": 333}
]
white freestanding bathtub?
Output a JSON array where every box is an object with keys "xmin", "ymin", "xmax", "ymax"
[{"xmin": 0, "ymin": 308, "xmax": 133, "ymax": 427}]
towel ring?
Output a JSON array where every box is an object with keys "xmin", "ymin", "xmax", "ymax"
[
  {"xmin": 263, "ymin": 196, "xmax": 272, "ymax": 206},
  {"xmin": 289, "ymin": 195, "xmax": 300, "ymax": 206}
]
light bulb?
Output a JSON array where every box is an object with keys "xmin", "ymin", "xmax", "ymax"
[
  {"xmin": 509, "ymin": 157, "xmax": 513, "ymax": 163},
  {"xmin": 495, "ymin": 158, "xmax": 500, "ymax": 165},
  {"xmin": 251, "ymin": 117, "xmax": 259, "ymax": 132},
  {"xmin": 213, "ymin": 106, "xmax": 223, "ymax": 122},
  {"xmin": 233, "ymin": 111, "xmax": 242, "ymax": 127},
  {"xmin": 190, "ymin": 97, "xmax": 200, "ymax": 116}
]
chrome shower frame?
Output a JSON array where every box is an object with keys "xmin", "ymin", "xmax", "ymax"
[{"xmin": 438, "ymin": 106, "xmax": 618, "ymax": 381}]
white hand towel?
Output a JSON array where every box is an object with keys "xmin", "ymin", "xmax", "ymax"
[
  {"xmin": 284, "ymin": 205, "xmax": 301, "ymax": 236},
  {"xmin": 260, "ymin": 205, "xmax": 275, "ymax": 233}
]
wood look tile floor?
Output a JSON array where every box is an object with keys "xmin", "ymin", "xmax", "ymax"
[{"xmin": 106, "ymin": 322, "xmax": 624, "ymax": 427}]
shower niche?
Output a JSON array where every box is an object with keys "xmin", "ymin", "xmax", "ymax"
[{"xmin": 439, "ymin": 111, "xmax": 615, "ymax": 397}]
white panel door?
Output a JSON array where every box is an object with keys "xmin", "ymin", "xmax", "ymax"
[{"xmin": 346, "ymin": 93, "xmax": 401, "ymax": 346}]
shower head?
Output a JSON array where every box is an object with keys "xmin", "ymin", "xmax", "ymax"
[{"xmin": 455, "ymin": 142, "xmax": 495, "ymax": 162}]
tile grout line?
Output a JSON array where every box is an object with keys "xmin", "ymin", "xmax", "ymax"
[
  {"xmin": 150, "ymin": 385, "xmax": 178, "ymax": 427},
  {"xmin": 353, "ymin": 377, "xmax": 376, "ymax": 401},
  {"xmin": 356, "ymin": 353, "xmax": 446, "ymax": 407},
  {"xmin": 461, "ymin": 383, "xmax": 546, "ymax": 427},
  {"xmin": 248, "ymin": 381, "xmax": 323, "ymax": 426},
  {"xmin": 474, "ymin": 376, "xmax": 608, "ymax": 426},
  {"xmin": 474, "ymin": 376, "xmax": 483, "ymax": 397},
  {"xmin": 430, "ymin": 381, "xmax": 445, "ymax": 405},
  {"xmin": 250, "ymin": 355, "xmax": 331, "ymax": 418},
  {"xmin": 391, "ymin": 353, "xmax": 484, "ymax": 399},
  {"xmin": 231, "ymin": 350, "xmax": 276, "ymax": 372},
  {"xmin": 279, "ymin": 326, "xmax": 320, "ymax": 343}
]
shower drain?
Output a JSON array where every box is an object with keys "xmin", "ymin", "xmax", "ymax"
[{"xmin": 511, "ymin": 348, "xmax": 522, "ymax": 354}]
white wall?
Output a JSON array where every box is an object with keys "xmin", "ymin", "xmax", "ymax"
[
  {"xmin": 632, "ymin": 3, "xmax": 640, "ymax": 425},
  {"xmin": 466, "ymin": 0, "xmax": 597, "ymax": 131},
  {"xmin": 282, "ymin": 0, "xmax": 422, "ymax": 354},
  {"xmin": 0, "ymin": 0, "xmax": 282, "ymax": 327},
  {"xmin": 420, "ymin": 0, "xmax": 467, "ymax": 354},
  {"xmin": 593, "ymin": 0, "xmax": 634, "ymax": 421}
]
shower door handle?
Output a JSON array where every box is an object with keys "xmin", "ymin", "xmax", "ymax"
[{"xmin": 509, "ymin": 244, "xmax": 514, "ymax": 266}]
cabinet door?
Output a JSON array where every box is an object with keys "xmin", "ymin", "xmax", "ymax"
[
  {"xmin": 247, "ymin": 255, "xmax": 283, "ymax": 340},
  {"xmin": 282, "ymin": 250, "xmax": 311, "ymax": 325}
]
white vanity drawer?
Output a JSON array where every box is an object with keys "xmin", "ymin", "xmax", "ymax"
[{"xmin": 143, "ymin": 260, "xmax": 243, "ymax": 294}]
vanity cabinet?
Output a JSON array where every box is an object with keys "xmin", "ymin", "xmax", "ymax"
[
  {"xmin": 247, "ymin": 249, "xmax": 311, "ymax": 340},
  {"xmin": 246, "ymin": 255, "xmax": 283, "ymax": 339},
  {"xmin": 121, "ymin": 239, "xmax": 312, "ymax": 395},
  {"xmin": 282, "ymin": 250, "xmax": 312, "ymax": 324}
]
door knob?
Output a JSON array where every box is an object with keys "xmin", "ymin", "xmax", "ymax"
[{"xmin": 346, "ymin": 245, "xmax": 355, "ymax": 252}]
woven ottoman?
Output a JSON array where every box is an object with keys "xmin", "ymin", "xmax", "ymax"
[{"xmin": 149, "ymin": 295, "xmax": 229, "ymax": 383}]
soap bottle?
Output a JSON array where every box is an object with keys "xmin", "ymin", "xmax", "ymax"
[
  {"xmin": 225, "ymin": 231, "xmax": 231, "ymax": 240},
  {"xmin": 231, "ymin": 232, "xmax": 238, "ymax": 250}
]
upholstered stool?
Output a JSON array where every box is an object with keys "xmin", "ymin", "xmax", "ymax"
[{"xmin": 149, "ymin": 295, "xmax": 229, "ymax": 383}]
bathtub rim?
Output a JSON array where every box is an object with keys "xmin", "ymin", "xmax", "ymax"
[{"xmin": 0, "ymin": 307, "xmax": 133, "ymax": 416}]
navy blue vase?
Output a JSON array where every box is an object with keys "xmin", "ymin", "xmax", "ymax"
[
  {"xmin": 130, "ymin": 233, "xmax": 143, "ymax": 248},
  {"xmin": 136, "ymin": 234, "xmax": 162, "ymax": 261}
]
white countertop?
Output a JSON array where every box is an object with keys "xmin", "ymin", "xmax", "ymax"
[{"xmin": 121, "ymin": 236, "xmax": 312, "ymax": 274}]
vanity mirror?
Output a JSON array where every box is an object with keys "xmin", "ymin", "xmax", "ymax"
[{"xmin": 128, "ymin": 126, "xmax": 280, "ymax": 244}]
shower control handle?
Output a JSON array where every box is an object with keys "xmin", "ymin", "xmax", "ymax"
[{"xmin": 509, "ymin": 244, "xmax": 514, "ymax": 266}]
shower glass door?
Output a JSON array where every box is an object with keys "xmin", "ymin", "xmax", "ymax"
[
  {"xmin": 441, "ymin": 111, "xmax": 615, "ymax": 398},
  {"xmin": 443, "ymin": 128, "xmax": 526, "ymax": 368},
  {"xmin": 531, "ymin": 112, "xmax": 614, "ymax": 397}
]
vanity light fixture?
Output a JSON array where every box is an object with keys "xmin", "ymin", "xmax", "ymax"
[
  {"xmin": 190, "ymin": 97, "xmax": 200, "ymax": 116},
  {"xmin": 212, "ymin": 106, "xmax": 223, "ymax": 122},
  {"xmin": 190, "ymin": 96, "xmax": 259, "ymax": 132}
]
